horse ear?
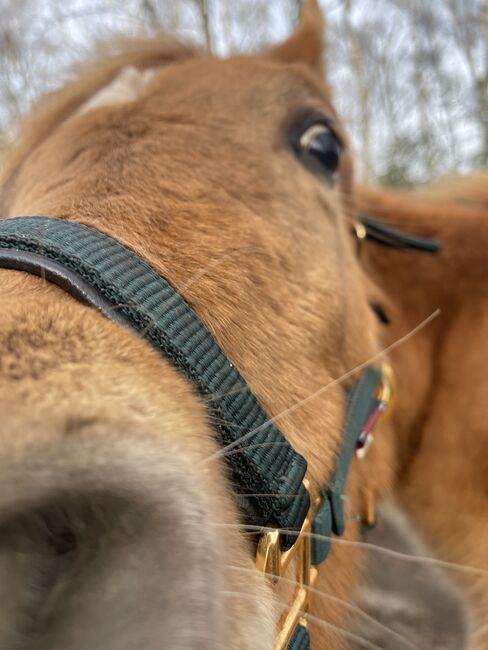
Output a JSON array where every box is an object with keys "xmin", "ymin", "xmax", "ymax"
[{"xmin": 268, "ymin": 0, "xmax": 325, "ymax": 76}]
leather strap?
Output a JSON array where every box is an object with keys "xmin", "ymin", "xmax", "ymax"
[{"xmin": 359, "ymin": 214, "xmax": 440, "ymax": 253}]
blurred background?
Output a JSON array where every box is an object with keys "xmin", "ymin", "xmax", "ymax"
[{"xmin": 0, "ymin": 0, "xmax": 486, "ymax": 186}]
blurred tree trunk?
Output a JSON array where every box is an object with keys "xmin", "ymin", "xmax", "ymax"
[
  {"xmin": 0, "ymin": 22, "xmax": 23, "ymax": 139},
  {"xmin": 195, "ymin": 0, "xmax": 212, "ymax": 52},
  {"xmin": 295, "ymin": 0, "xmax": 304, "ymax": 19},
  {"xmin": 166, "ymin": 1, "xmax": 182, "ymax": 32},
  {"xmin": 481, "ymin": 0, "xmax": 488, "ymax": 162},
  {"xmin": 446, "ymin": 0, "xmax": 488, "ymax": 164},
  {"xmin": 344, "ymin": 0, "xmax": 371, "ymax": 181},
  {"xmin": 221, "ymin": 0, "xmax": 234, "ymax": 53},
  {"xmin": 141, "ymin": 0, "xmax": 158, "ymax": 28},
  {"xmin": 410, "ymin": 2, "xmax": 435, "ymax": 177}
]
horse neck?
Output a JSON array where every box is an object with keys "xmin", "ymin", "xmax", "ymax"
[
  {"xmin": 356, "ymin": 184, "xmax": 488, "ymax": 477},
  {"xmin": 356, "ymin": 185, "xmax": 488, "ymax": 286}
]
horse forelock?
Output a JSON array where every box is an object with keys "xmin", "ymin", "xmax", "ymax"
[{"xmin": 0, "ymin": 36, "xmax": 197, "ymax": 200}]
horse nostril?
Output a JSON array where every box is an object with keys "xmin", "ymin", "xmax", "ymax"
[{"xmin": 0, "ymin": 434, "xmax": 225, "ymax": 650}]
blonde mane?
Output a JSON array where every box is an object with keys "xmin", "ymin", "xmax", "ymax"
[{"xmin": 414, "ymin": 171, "xmax": 488, "ymax": 209}]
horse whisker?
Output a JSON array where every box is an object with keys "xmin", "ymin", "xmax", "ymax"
[
  {"xmin": 220, "ymin": 590, "xmax": 384, "ymax": 650},
  {"xmin": 71, "ymin": 247, "xmax": 255, "ymax": 341},
  {"xmin": 210, "ymin": 523, "xmax": 488, "ymax": 578},
  {"xmin": 473, "ymin": 622, "xmax": 488, "ymax": 640},
  {"xmin": 225, "ymin": 564, "xmax": 419, "ymax": 650},
  {"xmin": 200, "ymin": 309, "xmax": 441, "ymax": 466}
]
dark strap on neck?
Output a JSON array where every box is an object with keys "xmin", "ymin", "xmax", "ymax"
[
  {"xmin": 360, "ymin": 214, "xmax": 440, "ymax": 253},
  {"xmin": 0, "ymin": 216, "xmax": 389, "ymax": 650},
  {"xmin": 0, "ymin": 215, "xmax": 386, "ymax": 569},
  {"xmin": 288, "ymin": 623, "xmax": 310, "ymax": 650},
  {"xmin": 0, "ymin": 216, "xmax": 309, "ymax": 547},
  {"xmin": 310, "ymin": 366, "xmax": 381, "ymax": 565}
]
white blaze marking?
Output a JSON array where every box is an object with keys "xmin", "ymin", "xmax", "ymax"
[{"xmin": 77, "ymin": 66, "xmax": 155, "ymax": 115}]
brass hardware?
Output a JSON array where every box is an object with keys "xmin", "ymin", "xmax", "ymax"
[
  {"xmin": 354, "ymin": 221, "xmax": 367, "ymax": 242},
  {"xmin": 257, "ymin": 365, "xmax": 396, "ymax": 646},
  {"xmin": 356, "ymin": 362, "xmax": 396, "ymax": 461},
  {"xmin": 364, "ymin": 485, "xmax": 376, "ymax": 527},
  {"xmin": 360, "ymin": 363, "xmax": 396, "ymax": 525},
  {"xmin": 353, "ymin": 221, "xmax": 367, "ymax": 255},
  {"xmin": 256, "ymin": 480, "xmax": 321, "ymax": 649},
  {"xmin": 379, "ymin": 362, "xmax": 395, "ymax": 413}
]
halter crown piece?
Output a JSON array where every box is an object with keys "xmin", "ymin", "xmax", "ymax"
[{"xmin": 0, "ymin": 217, "xmax": 394, "ymax": 650}]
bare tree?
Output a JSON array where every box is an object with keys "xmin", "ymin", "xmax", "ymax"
[
  {"xmin": 220, "ymin": 0, "xmax": 234, "ymax": 53},
  {"xmin": 444, "ymin": 0, "xmax": 488, "ymax": 163},
  {"xmin": 480, "ymin": 0, "xmax": 488, "ymax": 161},
  {"xmin": 195, "ymin": 0, "xmax": 212, "ymax": 51},
  {"xmin": 343, "ymin": 0, "xmax": 372, "ymax": 181}
]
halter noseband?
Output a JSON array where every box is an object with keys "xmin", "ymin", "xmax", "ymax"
[{"xmin": 0, "ymin": 216, "xmax": 393, "ymax": 650}]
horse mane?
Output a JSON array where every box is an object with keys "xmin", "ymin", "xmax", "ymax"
[
  {"xmin": 1, "ymin": 36, "xmax": 197, "ymax": 187},
  {"xmin": 412, "ymin": 171, "xmax": 488, "ymax": 210},
  {"xmin": 356, "ymin": 174, "xmax": 488, "ymax": 232},
  {"xmin": 355, "ymin": 173, "xmax": 488, "ymax": 269}
]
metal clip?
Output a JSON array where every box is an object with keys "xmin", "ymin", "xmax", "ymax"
[
  {"xmin": 364, "ymin": 485, "xmax": 376, "ymax": 527},
  {"xmin": 356, "ymin": 362, "xmax": 396, "ymax": 461},
  {"xmin": 359, "ymin": 363, "xmax": 396, "ymax": 524},
  {"xmin": 353, "ymin": 220, "xmax": 368, "ymax": 256},
  {"xmin": 256, "ymin": 480, "xmax": 321, "ymax": 650}
]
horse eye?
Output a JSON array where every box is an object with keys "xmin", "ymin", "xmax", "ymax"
[{"xmin": 296, "ymin": 123, "xmax": 343, "ymax": 180}]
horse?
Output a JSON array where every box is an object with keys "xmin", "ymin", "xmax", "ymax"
[
  {"xmin": 0, "ymin": 2, "xmax": 397, "ymax": 648},
  {"xmin": 354, "ymin": 174, "xmax": 488, "ymax": 648}
]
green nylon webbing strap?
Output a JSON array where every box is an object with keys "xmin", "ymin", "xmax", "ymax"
[
  {"xmin": 298, "ymin": 369, "xmax": 381, "ymax": 650},
  {"xmin": 311, "ymin": 367, "xmax": 382, "ymax": 566},
  {"xmin": 360, "ymin": 214, "xmax": 440, "ymax": 253},
  {"xmin": 0, "ymin": 216, "xmax": 386, "ymax": 650},
  {"xmin": 287, "ymin": 623, "xmax": 310, "ymax": 650},
  {"xmin": 0, "ymin": 216, "xmax": 309, "ymax": 548}
]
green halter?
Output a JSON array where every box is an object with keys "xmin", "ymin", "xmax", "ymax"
[{"xmin": 0, "ymin": 216, "xmax": 388, "ymax": 649}]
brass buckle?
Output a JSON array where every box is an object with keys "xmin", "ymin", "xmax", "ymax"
[
  {"xmin": 353, "ymin": 220, "xmax": 367, "ymax": 255},
  {"xmin": 256, "ymin": 480, "xmax": 320, "ymax": 649},
  {"xmin": 356, "ymin": 362, "xmax": 396, "ymax": 461},
  {"xmin": 353, "ymin": 221, "xmax": 367, "ymax": 242},
  {"xmin": 379, "ymin": 362, "xmax": 395, "ymax": 414},
  {"xmin": 256, "ymin": 366, "xmax": 396, "ymax": 646},
  {"xmin": 362, "ymin": 363, "xmax": 396, "ymax": 525}
]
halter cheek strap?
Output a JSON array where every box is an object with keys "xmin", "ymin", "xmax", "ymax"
[
  {"xmin": 0, "ymin": 216, "xmax": 391, "ymax": 650},
  {"xmin": 355, "ymin": 214, "xmax": 441, "ymax": 253}
]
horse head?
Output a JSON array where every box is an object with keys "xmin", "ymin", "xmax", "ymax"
[{"xmin": 0, "ymin": 2, "xmax": 392, "ymax": 648}]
